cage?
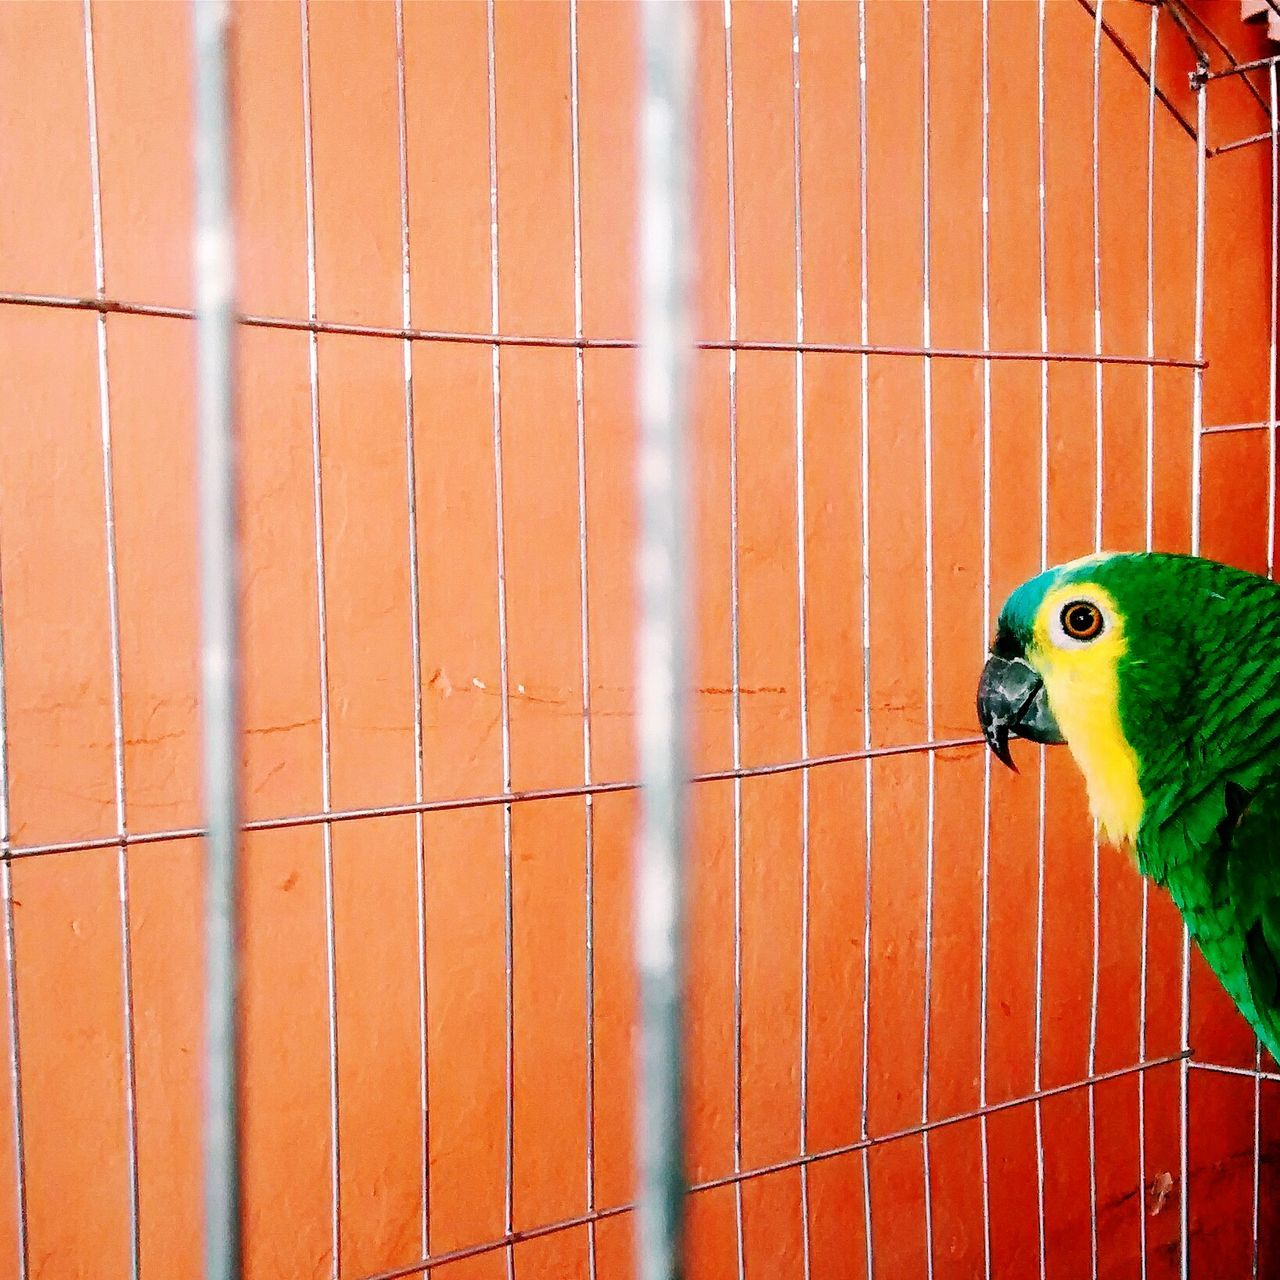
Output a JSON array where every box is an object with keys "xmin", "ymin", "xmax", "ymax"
[{"xmin": 0, "ymin": 0, "xmax": 1278, "ymax": 1277}]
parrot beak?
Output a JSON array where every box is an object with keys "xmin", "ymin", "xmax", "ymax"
[{"xmin": 976, "ymin": 653, "xmax": 1064, "ymax": 771}]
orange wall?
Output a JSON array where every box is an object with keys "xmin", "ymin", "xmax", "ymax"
[{"xmin": 0, "ymin": 1, "xmax": 1275, "ymax": 1278}]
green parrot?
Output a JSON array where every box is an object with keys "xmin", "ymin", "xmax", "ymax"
[{"xmin": 977, "ymin": 550, "xmax": 1280, "ymax": 1060}]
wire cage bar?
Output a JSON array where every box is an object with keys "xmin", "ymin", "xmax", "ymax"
[
  {"xmin": 0, "ymin": 481, "xmax": 26, "ymax": 1280},
  {"xmin": 0, "ymin": 294, "xmax": 1209, "ymax": 369},
  {"xmin": 191, "ymin": 2, "xmax": 242, "ymax": 1279},
  {"xmin": 634, "ymin": 3, "xmax": 693, "ymax": 1278},
  {"xmin": 0, "ymin": 2, "xmax": 1277, "ymax": 1278},
  {"xmin": 82, "ymin": 2, "xmax": 143, "ymax": 1273}
]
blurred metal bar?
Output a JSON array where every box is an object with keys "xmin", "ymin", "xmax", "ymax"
[
  {"xmin": 0, "ymin": 569, "xmax": 28, "ymax": 1280},
  {"xmin": 296, "ymin": 6, "xmax": 342, "ymax": 1273},
  {"xmin": 391, "ymin": 0, "xmax": 430, "ymax": 1260},
  {"xmin": 635, "ymin": 1, "xmax": 693, "ymax": 1276},
  {"xmin": 788, "ymin": 5, "xmax": 815, "ymax": 1276},
  {"xmin": 855, "ymin": 3, "xmax": 877, "ymax": 1269},
  {"xmin": 193, "ymin": 3, "xmax": 243, "ymax": 1279},
  {"xmin": 718, "ymin": 4, "xmax": 746, "ymax": 1273},
  {"xmin": 4, "ymin": 736, "xmax": 987, "ymax": 862},
  {"xmin": 81, "ymin": 2, "xmax": 142, "ymax": 1272},
  {"xmin": 0, "ymin": 294, "xmax": 1207, "ymax": 368},
  {"xmin": 919, "ymin": 3, "xmax": 938, "ymax": 1273},
  {"xmin": 352, "ymin": 1051, "xmax": 1191, "ymax": 1280},
  {"xmin": 567, "ymin": 4, "xmax": 599, "ymax": 1275}
]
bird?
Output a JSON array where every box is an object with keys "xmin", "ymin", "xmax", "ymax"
[{"xmin": 977, "ymin": 550, "xmax": 1280, "ymax": 1061}]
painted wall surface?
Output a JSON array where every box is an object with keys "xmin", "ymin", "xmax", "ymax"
[{"xmin": 0, "ymin": 1, "xmax": 1275, "ymax": 1277}]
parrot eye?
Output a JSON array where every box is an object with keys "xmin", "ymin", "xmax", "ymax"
[{"xmin": 1060, "ymin": 600, "xmax": 1104, "ymax": 642}]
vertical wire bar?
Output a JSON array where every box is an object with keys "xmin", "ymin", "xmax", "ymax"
[
  {"xmin": 1254, "ymin": 57, "xmax": 1278, "ymax": 1280},
  {"xmin": 978, "ymin": 2, "xmax": 996, "ymax": 1274},
  {"xmin": 1143, "ymin": 6, "xmax": 1158, "ymax": 561},
  {"xmin": 82, "ymin": 5, "xmax": 142, "ymax": 1273},
  {"xmin": 1033, "ymin": 2, "xmax": 1049, "ymax": 1275},
  {"xmin": 1182, "ymin": 73, "xmax": 1208, "ymax": 1280},
  {"xmin": 0, "ymin": 548, "xmax": 28, "ymax": 1280},
  {"xmin": 297, "ymin": 8, "xmax": 341, "ymax": 1273},
  {"xmin": 787, "ymin": 7, "xmax": 813, "ymax": 1277},
  {"xmin": 392, "ymin": 1, "xmax": 430, "ymax": 1262},
  {"xmin": 635, "ymin": 3, "xmax": 693, "ymax": 1278},
  {"xmin": 919, "ymin": 3, "xmax": 937, "ymax": 1274},
  {"xmin": 193, "ymin": 3, "xmax": 242, "ymax": 1278},
  {"xmin": 567, "ymin": 5, "xmax": 599, "ymax": 1275},
  {"xmin": 1189, "ymin": 80, "xmax": 1206, "ymax": 562},
  {"xmin": 482, "ymin": 6, "xmax": 516, "ymax": 1277},
  {"xmin": 1138, "ymin": 9, "xmax": 1159, "ymax": 1278},
  {"xmin": 1254, "ymin": 1045, "xmax": 1262, "ymax": 1280},
  {"xmin": 1088, "ymin": 6, "xmax": 1105, "ymax": 1276},
  {"xmin": 855, "ymin": 3, "xmax": 877, "ymax": 1271},
  {"xmin": 1090, "ymin": 0, "xmax": 1105, "ymax": 556},
  {"xmin": 1264, "ymin": 71, "xmax": 1274, "ymax": 586},
  {"xmin": 1269, "ymin": 62, "xmax": 1278, "ymax": 586},
  {"xmin": 719, "ymin": 4, "xmax": 747, "ymax": 1274}
]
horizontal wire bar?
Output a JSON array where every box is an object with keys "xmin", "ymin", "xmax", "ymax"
[
  {"xmin": 2, "ymin": 734, "xmax": 984, "ymax": 862},
  {"xmin": 1202, "ymin": 420, "xmax": 1269, "ymax": 435},
  {"xmin": 1188, "ymin": 1060, "xmax": 1280, "ymax": 1084},
  {"xmin": 357, "ymin": 1204, "xmax": 634, "ymax": 1280},
  {"xmin": 353, "ymin": 1051, "xmax": 1189, "ymax": 1280},
  {"xmin": 1203, "ymin": 53, "xmax": 1280, "ymax": 83},
  {"xmin": 0, "ymin": 293, "xmax": 196, "ymax": 321},
  {"xmin": 1210, "ymin": 130, "xmax": 1273, "ymax": 158},
  {"xmin": 0, "ymin": 291, "xmax": 1204, "ymax": 368},
  {"xmin": 693, "ymin": 1052, "xmax": 1192, "ymax": 1192}
]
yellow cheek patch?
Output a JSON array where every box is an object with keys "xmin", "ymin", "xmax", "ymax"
[{"xmin": 1032, "ymin": 583, "xmax": 1144, "ymax": 847}]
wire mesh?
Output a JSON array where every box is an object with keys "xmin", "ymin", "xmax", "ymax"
[{"xmin": 0, "ymin": 2, "xmax": 1276, "ymax": 1278}]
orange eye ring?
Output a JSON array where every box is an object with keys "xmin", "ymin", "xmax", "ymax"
[{"xmin": 1061, "ymin": 599, "xmax": 1104, "ymax": 641}]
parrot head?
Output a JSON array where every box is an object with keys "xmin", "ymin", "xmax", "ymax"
[{"xmin": 977, "ymin": 551, "xmax": 1280, "ymax": 846}]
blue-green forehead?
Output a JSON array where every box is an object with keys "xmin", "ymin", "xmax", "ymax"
[{"xmin": 998, "ymin": 567, "xmax": 1059, "ymax": 639}]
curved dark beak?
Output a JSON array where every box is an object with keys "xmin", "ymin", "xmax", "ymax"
[{"xmin": 976, "ymin": 654, "xmax": 1064, "ymax": 771}]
